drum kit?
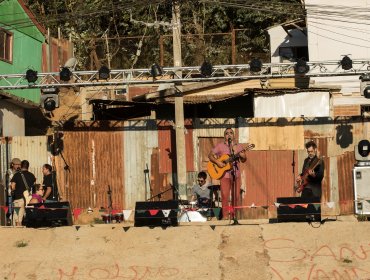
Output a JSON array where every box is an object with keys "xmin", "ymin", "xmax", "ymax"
[
  {"xmin": 177, "ymin": 185, "xmax": 221, "ymax": 222},
  {"xmin": 101, "ymin": 212, "xmax": 124, "ymax": 224}
]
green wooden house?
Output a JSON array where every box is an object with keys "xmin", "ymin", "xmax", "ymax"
[
  {"xmin": 0, "ymin": 0, "xmax": 45, "ymax": 104},
  {"xmin": 0, "ymin": 0, "xmax": 50, "ymax": 137}
]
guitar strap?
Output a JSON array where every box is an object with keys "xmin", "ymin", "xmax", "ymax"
[{"xmin": 20, "ymin": 172, "xmax": 31, "ymax": 193}]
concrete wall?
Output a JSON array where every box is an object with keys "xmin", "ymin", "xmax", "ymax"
[{"xmin": 0, "ymin": 101, "xmax": 24, "ymax": 136}]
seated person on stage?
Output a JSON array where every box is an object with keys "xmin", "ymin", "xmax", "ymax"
[
  {"xmin": 191, "ymin": 171, "xmax": 211, "ymax": 208},
  {"xmin": 28, "ymin": 184, "xmax": 45, "ymax": 205}
]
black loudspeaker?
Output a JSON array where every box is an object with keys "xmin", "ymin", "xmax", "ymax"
[
  {"xmin": 24, "ymin": 201, "xmax": 73, "ymax": 228},
  {"xmin": 276, "ymin": 197, "xmax": 321, "ymax": 222},
  {"xmin": 134, "ymin": 200, "xmax": 179, "ymax": 227}
]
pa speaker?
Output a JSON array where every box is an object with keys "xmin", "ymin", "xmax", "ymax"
[
  {"xmin": 276, "ymin": 197, "xmax": 321, "ymax": 222},
  {"xmin": 24, "ymin": 201, "xmax": 73, "ymax": 228},
  {"xmin": 134, "ymin": 200, "xmax": 179, "ymax": 227}
]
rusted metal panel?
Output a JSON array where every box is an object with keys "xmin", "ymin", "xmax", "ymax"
[
  {"xmin": 158, "ymin": 122, "xmax": 174, "ymax": 174},
  {"xmin": 338, "ymin": 151, "xmax": 355, "ymax": 214},
  {"xmin": 11, "ymin": 136, "xmax": 49, "ymax": 183},
  {"xmin": 240, "ymin": 150, "xmax": 297, "ymax": 219},
  {"xmin": 55, "ymin": 131, "xmax": 124, "ymax": 210}
]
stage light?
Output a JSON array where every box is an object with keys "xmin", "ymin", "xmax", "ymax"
[
  {"xmin": 249, "ymin": 58, "xmax": 262, "ymax": 73},
  {"xmin": 150, "ymin": 63, "xmax": 163, "ymax": 78},
  {"xmin": 60, "ymin": 67, "xmax": 72, "ymax": 81},
  {"xmin": 364, "ymin": 86, "xmax": 370, "ymax": 99},
  {"xmin": 295, "ymin": 59, "xmax": 309, "ymax": 74},
  {"xmin": 40, "ymin": 88, "xmax": 59, "ymax": 112},
  {"xmin": 358, "ymin": 140, "xmax": 370, "ymax": 157},
  {"xmin": 98, "ymin": 66, "xmax": 110, "ymax": 80},
  {"xmin": 200, "ymin": 61, "xmax": 213, "ymax": 77},
  {"xmin": 341, "ymin": 55, "xmax": 352, "ymax": 70},
  {"xmin": 25, "ymin": 69, "xmax": 38, "ymax": 83}
]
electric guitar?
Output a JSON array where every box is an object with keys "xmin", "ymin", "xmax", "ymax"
[
  {"xmin": 207, "ymin": 143, "xmax": 255, "ymax": 180},
  {"xmin": 296, "ymin": 156, "xmax": 322, "ymax": 193}
]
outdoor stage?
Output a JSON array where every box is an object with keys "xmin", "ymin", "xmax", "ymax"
[{"xmin": 1, "ymin": 216, "xmax": 370, "ymax": 280}]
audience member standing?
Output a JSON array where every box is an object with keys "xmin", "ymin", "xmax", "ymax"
[
  {"xmin": 5, "ymin": 158, "xmax": 21, "ymax": 225},
  {"xmin": 10, "ymin": 160, "xmax": 36, "ymax": 226},
  {"xmin": 42, "ymin": 164, "xmax": 59, "ymax": 202}
]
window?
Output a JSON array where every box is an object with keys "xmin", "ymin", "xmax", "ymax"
[
  {"xmin": 0, "ymin": 28, "xmax": 13, "ymax": 63},
  {"xmin": 279, "ymin": 46, "xmax": 308, "ymax": 62}
]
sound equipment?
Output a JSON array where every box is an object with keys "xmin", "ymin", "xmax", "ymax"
[
  {"xmin": 134, "ymin": 200, "xmax": 179, "ymax": 227},
  {"xmin": 24, "ymin": 201, "xmax": 73, "ymax": 228},
  {"xmin": 276, "ymin": 197, "xmax": 321, "ymax": 222}
]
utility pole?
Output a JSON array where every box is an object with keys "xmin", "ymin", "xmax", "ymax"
[{"xmin": 172, "ymin": 0, "xmax": 187, "ymax": 199}]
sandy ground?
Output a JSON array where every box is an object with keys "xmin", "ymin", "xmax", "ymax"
[{"xmin": 1, "ymin": 216, "xmax": 370, "ymax": 280}]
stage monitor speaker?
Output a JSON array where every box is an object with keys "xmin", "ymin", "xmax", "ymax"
[
  {"xmin": 24, "ymin": 201, "xmax": 73, "ymax": 228},
  {"xmin": 134, "ymin": 200, "xmax": 179, "ymax": 227},
  {"xmin": 276, "ymin": 197, "xmax": 321, "ymax": 222}
]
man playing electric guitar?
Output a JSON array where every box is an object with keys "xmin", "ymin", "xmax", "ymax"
[
  {"xmin": 208, "ymin": 127, "xmax": 249, "ymax": 220},
  {"xmin": 295, "ymin": 141, "xmax": 324, "ymax": 199}
]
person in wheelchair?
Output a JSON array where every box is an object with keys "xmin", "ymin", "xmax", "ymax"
[{"xmin": 191, "ymin": 171, "xmax": 211, "ymax": 209}]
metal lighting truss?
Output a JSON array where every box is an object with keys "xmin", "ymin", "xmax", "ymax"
[{"xmin": 1, "ymin": 59, "xmax": 370, "ymax": 90}]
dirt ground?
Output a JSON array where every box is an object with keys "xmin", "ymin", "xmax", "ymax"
[{"xmin": 1, "ymin": 215, "xmax": 370, "ymax": 280}]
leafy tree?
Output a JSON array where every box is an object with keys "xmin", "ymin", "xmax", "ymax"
[{"xmin": 25, "ymin": 0, "xmax": 304, "ymax": 69}]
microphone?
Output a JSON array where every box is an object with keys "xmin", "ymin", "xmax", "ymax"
[{"xmin": 228, "ymin": 138, "xmax": 232, "ymax": 145}]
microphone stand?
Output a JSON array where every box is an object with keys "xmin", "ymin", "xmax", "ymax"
[{"xmin": 229, "ymin": 138, "xmax": 239, "ymax": 225}]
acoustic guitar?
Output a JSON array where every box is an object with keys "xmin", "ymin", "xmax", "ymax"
[
  {"xmin": 207, "ymin": 143, "xmax": 255, "ymax": 180},
  {"xmin": 296, "ymin": 156, "xmax": 322, "ymax": 193}
]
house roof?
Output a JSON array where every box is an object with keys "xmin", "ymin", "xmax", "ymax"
[
  {"xmin": 267, "ymin": 19, "xmax": 306, "ymax": 31},
  {"xmin": 0, "ymin": 90, "xmax": 39, "ymax": 109},
  {"xmin": 17, "ymin": 0, "xmax": 46, "ymax": 35}
]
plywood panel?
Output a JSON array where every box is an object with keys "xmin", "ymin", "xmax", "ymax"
[{"xmin": 248, "ymin": 119, "xmax": 304, "ymax": 150}]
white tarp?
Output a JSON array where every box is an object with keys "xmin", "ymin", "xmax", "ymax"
[{"xmin": 254, "ymin": 91, "xmax": 330, "ymax": 117}]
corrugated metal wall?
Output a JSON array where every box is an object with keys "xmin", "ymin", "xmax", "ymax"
[
  {"xmin": 55, "ymin": 131, "xmax": 124, "ymax": 210},
  {"xmin": 337, "ymin": 151, "xmax": 356, "ymax": 214},
  {"xmin": 124, "ymin": 120, "xmax": 158, "ymax": 207},
  {"xmin": 10, "ymin": 136, "xmax": 49, "ymax": 182},
  {"xmin": 0, "ymin": 118, "xmax": 358, "ymax": 220},
  {"xmin": 240, "ymin": 150, "xmax": 297, "ymax": 219}
]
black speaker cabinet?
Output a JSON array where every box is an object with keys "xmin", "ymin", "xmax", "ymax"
[
  {"xmin": 24, "ymin": 201, "xmax": 73, "ymax": 228},
  {"xmin": 134, "ymin": 200, "xmax": 179, "ymax": 227},
  {"xmin": 276, "ymin": 197, "xmax": 321, "ymax": 222}
]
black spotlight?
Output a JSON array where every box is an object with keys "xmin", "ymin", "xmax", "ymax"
[
  {"xmin": 60, "ymin": 67, "xmax": 72, "ymax": 82},
  {"xmin": 249, "ymin": 58, "xmax": 262, "ymax": 73},
  {"xmin": 25, "ymin": 69, "xmax": 38, "ymax": 83},
  {"xmin": 40, "ymin": 88, "xmax": 59, "ymax": 112},
  {"xmin": 98, "ymin": 66, "xmax": 110, "ymax": 80},
  {"xmin": 44, "ymin": 98, "xmax": 57, "ymax": 111},
  {"xmin": 150, "ymin": 63, "xmax": 163, "ymax": 78},
  {"xmin": 295, "ymin": 59, "xmax": 310, "ymax": 74},
  {"xmin": 358, "ymin": 140, "xmax": 370, "ymax": 157},
  {"xmin": 200, "ymin": 61, "xmax": 213, "ymax": 77},
  {"xmin": 341, "ymin": 55, "xmax": 352, "ymax": 70},
  {"xmin": 364, "ymin": 86, "xmax": 370, "ymax": 99}
]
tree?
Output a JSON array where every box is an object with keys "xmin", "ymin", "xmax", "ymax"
[{"xmin": 25, "ymin": 0, "xmax": 304, "ymax": 68}]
